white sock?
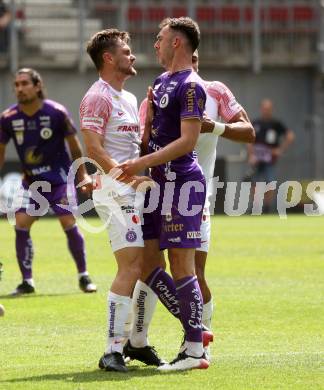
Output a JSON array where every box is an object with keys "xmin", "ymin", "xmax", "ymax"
[
  {"xmin": 185, "ymin": 341, "xmax": 204, "ymax": 357},
  {"xmin": 78, "ymin": 271, "xmax": 89, "ymax": 278},
  {"xmin": 202, "ymin": 298, "xmax": 214, "ymax": 329},
  {"xmin": 123, "ymin": 305, "xmax": 133, "ymax": 340},
  {"xmin": 106, "ymin": 291, "xmax": 131, "ymax": 354},
  {"xmin": 130, "ymin": 280, "xmax": 158, "ymax": 348},
  {"xmin": 24, "ymin": 278, "xmax": 34, "ymax": 287}
]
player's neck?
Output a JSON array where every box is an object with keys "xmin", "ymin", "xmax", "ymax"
[
  {"xmin": 168, "ymin": 53, "xmax": 192, "ymax": 74},
  {"xmin": 100, "ymin": 70, "xmax": 126, "ymax": 92},
  {"xmin": 19, "ymin": 99, "xmax": 43, "ymax": 117}
]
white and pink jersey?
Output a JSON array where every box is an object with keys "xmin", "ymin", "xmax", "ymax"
[
  {"xmin": 80, "ymin": 78, "xmax": 141, "ymax": 164},
  {"xmin": 139, "ymin": 80, "xmax": 242, "ymax": 182},
  {"xmin": 195, "ymin": 81, "xmax": 242, "ymax": 182}
]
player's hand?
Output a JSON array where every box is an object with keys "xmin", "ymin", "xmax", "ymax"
[
  {"xmin": 145, "ymin": 86, "xmax": 154, "ymax": 125},
  {"xmin": 118, "ymin": 158, "xmax": 146, "ymax": 177},
  {"xmin": 201, "ymin": 116, "xmax": 215, "ymax": 133},
  {"xmin": 130, "ymin": 175, "xmax": 155, "ymax": 192},
  {"xmin": 79, "ymin": 174, "xmax": 94, "ymax": 197}
]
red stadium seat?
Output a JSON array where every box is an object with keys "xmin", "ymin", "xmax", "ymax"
[
  {"xmin": 146, "ymin": 7, "xmax": 167, "ymax": 21},
  {"xmin": 220, "ymin": 6, "xmax": 240, "ymax": 22},
  {"xmin": 172, "ymin": 7, "xmax": 187, "ymax": 18},
  {"xmin": 268, "ymin": 7, "xmax": 289, "ymax": 22},
  {"xmin": 293, "ymin": 6, "xmax": 314, "ymax": 21},
  {"xmin": 196, "ymin": 6, "xmax": 216, "ymax": 22},
  {"xmin": 128, "ymin": 6, "xmax": 143, "ymax": 22}
]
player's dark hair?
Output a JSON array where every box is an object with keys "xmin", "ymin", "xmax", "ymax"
[
  {"xmin": 87, "ymin": 28, "xmax": 130, "ymax": 71},
  {"xmin": 15, "ymin": 68, "xmax": 45, "ymax": 99},
  {"xmin": 159, "ymin": 17, "xmax": 200, "ymax": 53}
]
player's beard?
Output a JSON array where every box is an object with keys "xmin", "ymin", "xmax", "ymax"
[
  {"xmin": 17, "ymin": 94, "xmax": 38, "ymax": 105},
  {"xmin": 117, "ymin": 62, "xmax": 137, "ymax": 77}
]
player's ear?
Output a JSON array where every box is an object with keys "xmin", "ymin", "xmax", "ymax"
[{"xmin": 103, "ymin": 51, "xmax": 113, "ymax": 65}]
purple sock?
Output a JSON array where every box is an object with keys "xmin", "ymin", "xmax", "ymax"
[
  {"xmin": 176, "ymin": 276, "xmax": 203, "ymax": 343},
  {"xmin": 145, "ymin": 267, "xmax": 181, "ymax": 319},
  {"xmin": 15, "ymin": 228, "xmax": 33, "ymax": 280},
  {"xmin": 65, "ymin": 225, "xmax": 87, "ymax": 273}
]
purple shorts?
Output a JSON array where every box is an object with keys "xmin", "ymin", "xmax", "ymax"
[
  {"xmin": 142, "ymin": 177, "xmax": 206, "ymax": 249},
  {"xmin": 17, "ymin": 181, "xmax": 76, "ymax": 217}
]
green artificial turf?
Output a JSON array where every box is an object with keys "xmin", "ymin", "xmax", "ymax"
[{"xmin": 0, "ymin": 215, "xmax": 323, "ymax": 389}]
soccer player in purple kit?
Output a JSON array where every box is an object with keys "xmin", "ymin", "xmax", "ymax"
[
  {"xmin": 0, "ymin": 68, "xmax": 97, "ymax": 296},
  {"xmin": 119, "ymin": 17, "xmax": 211, "ymax": 371}
]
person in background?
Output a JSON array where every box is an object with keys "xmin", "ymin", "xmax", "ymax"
[{"xmin": 0, "ymin": 68, "xmax": 97, "ymax": 296}]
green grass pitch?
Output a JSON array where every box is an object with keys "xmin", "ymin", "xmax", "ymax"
[{"xmin": 0, "ymin": 215, "xmax": 323, "ymax": 389}]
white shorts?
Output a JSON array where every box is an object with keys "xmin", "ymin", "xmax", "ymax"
[
  {"xmin": 198, "ymin": 205, "xmax": 211, "ymax": 253},
  {"xmin": 93, "ymin": 175, "xmax": 144, "ymax": 253}
]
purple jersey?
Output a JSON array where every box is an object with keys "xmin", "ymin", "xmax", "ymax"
[
  {"xmin": 0, "ymin": 99, "xmax": 77, "ymax": 185},
  {"xmin": 149, "ymin": 69, "xmax": 206, "ymax": 181}
]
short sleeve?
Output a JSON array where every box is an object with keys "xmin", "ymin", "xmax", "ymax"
[
  {"xmin": 79, "ymin": 93, "xmax": 112, "ymax": 135},
  {"xmin": 207, "ymin": 81, "xmax": 242, "ymax": 122},
  {"xmin": 178, "ymin": 82, "xmax": 206, "ymax": 121},
  {"xmin": 0, "ymin": 114, "xmax": 11, "ymax": 144}
]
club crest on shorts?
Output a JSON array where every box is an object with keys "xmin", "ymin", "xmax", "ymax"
[
  {"xmin": 40, "ymin": 127, "xmax": 53, "ymax": 140},
  {"xmin": 126, "ymin": 229, "xmax": 137, "ymax": 242}
]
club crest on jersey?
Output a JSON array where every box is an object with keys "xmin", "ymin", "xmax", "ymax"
[
  {"xmin": 40, "ymin": 128, "xmax": 53, "ymax": 140},
  {"xmin": 159, "ymin": 94, "xmax": 169, "ymax": 108}
]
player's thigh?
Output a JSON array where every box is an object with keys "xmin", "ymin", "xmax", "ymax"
[
  {"xmin": 114, "ymin": 245, "xmax": 143, "ymax": 280},
  {"xmin": 15, "ymin": 212, "xmax": 37, "ymax": 230},
  {"xmin": 168, "ymin": 247, "xmax": 196, "ymax": 281}
]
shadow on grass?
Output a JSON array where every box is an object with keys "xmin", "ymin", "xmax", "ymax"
[{"xmin": 1, "ymin": 366, "xmax": 188, "ymax": 383}]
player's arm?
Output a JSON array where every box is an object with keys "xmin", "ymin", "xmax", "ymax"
[
  {"xmin": 201, "ymin": 109, "xmax": 255, "ymax": 143},
  {"xmin": 0, "ymin": 143, "xmax": 6, "ymax": 171},
  {"xmin": 65, "ymin": 133, "xmax": 91, "ymax": 183},
  {"xmin": 82, "ymin": 129, "xmax": 117, "ymax": 173},
  {"xmin": 119, "ymin": 118, "xmax": 201, "ymax": 176}
]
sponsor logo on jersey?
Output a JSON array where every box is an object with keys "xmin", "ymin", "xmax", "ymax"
[
  {"xmin": 159, "ymin": 93, "xmax": 169, "ymax": 108},
  {"xmin": 15, "ymin": 131, "xmax": 24, "ymax": 145},
  {"xmin": 25, "ymin": 147, "xmax": 43, "ymax": 165},
  {"xmin": 151, "ymin": 127, "xmax": 158, "ymax": 138},
  {"xmin": 40, "ymin": 127, "xmax": 53, "ymax": 140},
  {"xmin": 126, "ymin": 229, "xmax": 137, "ymax": 242},
  {"xmin": 117, "ymin": 125, "xmax": 139, "ymax": 133},
  {"xmin": 148, "ymin": 140, "xmax": 161, "ymax": 152},
  {"xmin": 186, "ymin": 88, "xmax": 196, "ymax": 113},
  {"xmin": 82, "ymin": 116, "xmax": 104, "ymax": 127},
  {"xmin": 27, "ymin": 120, "xmax": 37, "ymax": 130},
  {"xmin": 26, "ymin": 165, "xmax": 51, "ymax": 176},
  {"xmin": 12, "ymin": 119, "xmax": 24, "ymax": 127},
  {"xmin": 117, "ymin": 111, "xmax": 124, "ymax": 116},
  {"xmin": 198, "ymin": 98, "xmax": 204, "ymax": 110},
  {"xmin": 187, "ymin": 231, "xmax": 201, "ymax": 239},
  {"xmin": 165, "ymin": 213, "xmax": 172, "ymax": 222},
  {"xmin": 40, "ymin": 116, "xmax": 51, "ymax": 127}
]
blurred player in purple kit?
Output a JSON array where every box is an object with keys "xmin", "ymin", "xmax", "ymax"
[
  {"xmin": 119, "ymin": 17, "xmax": 211, "ymax": 371},
  {"xmin": 0, "ymin": 68, "xmax": 96, "ymax": 296}
]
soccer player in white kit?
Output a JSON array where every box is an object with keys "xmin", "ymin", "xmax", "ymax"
[
  {"xmin": 80, "ymin": 29, "xmax": 152, "ymax": 373},
  {"xmin": 128, "ymin": 51, "xmax": 255, "ymax": 362}
]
